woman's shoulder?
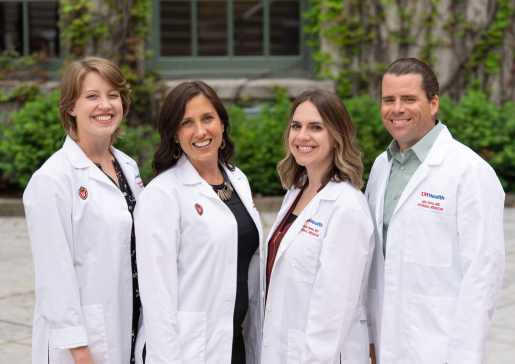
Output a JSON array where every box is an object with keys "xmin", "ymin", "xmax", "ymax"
[
  {"xmin": 33, "ymin": 148, "xmax": 72, "ymax": 180},
  {"xmin": 331, "ymin": 180, "xmax": 368, "ymax": 209},
  {"xmin": 25, "ymin": 149, "xmax": 74, "ymax": 197},
  {"xmin": 140, "ymin": 167, "xmax": 181, "ymax": 193}
]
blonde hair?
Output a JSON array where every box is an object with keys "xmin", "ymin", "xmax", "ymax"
[
  {"xmin": 278, "ymin": 89, "xmax": 364, "ymax": 190},
  {"xmin": 59, "ymin": 57, "xmax": 131, "ymax": 144}
]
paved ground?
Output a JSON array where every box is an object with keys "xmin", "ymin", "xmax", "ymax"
[{"xmin": 1, "ymin": 210, "xmax": 514, "ymax": 363}]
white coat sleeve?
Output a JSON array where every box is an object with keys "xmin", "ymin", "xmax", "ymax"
[
  {"xmin": 301, "ymin": 205, "xmax": 374, "ymax": 363},
  {"xmin": 135, "ymin": 184, "xmax": 182, "ymax": 364},
  {"xmin": 23, "ymin": 171, "xmax": 88, "ymax": 349},
  {"xmin": 445, "ymin": 164, "xmax": 505, "ymax": 364}
]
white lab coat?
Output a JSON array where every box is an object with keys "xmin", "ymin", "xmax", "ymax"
[
  {"xmin": 23, "ymin": 136, "xmax": 146, "ymax": 364},
  {"xmin": 261, "ymin": 179, "xmax": 375, "ymax": 364},
  {"xmin": 365, "ymin": 126, "xmax": 505, "ymax": 364},
  {"xmin": 134, "ymin": 155, "xmax": 263, "ymax": 364}
]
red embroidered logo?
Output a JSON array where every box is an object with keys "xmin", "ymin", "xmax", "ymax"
[
  {"xmin": 78, "ymin": 186, "xmax": 88, "ymax": 200},
  {"xmin": 195, "ymin": 203, "xmax": 203, "ymax": 216}
]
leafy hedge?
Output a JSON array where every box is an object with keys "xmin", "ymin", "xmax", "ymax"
[{"xmin": 2, "ymin": 88, "xmax": 515, "ymax": 194}]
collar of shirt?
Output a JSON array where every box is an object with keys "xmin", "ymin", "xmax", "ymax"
[{"xmin": 386, "ymin": 120, "xmax": 445, "ymax": 164}]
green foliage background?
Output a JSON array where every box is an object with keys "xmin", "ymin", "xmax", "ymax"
[{"xmin": 3, "ymin": 88, "xmax": 515, "ymax": 194}]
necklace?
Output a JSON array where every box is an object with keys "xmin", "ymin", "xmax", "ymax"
[{"xmin": 211, "ymin": 171, "xmax": 233, "ymax": 201}]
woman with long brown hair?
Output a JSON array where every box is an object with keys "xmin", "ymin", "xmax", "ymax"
[
  {"xmin": 135, "ymin": 81, "xmax": 263, "ymax": 363},
  {"xmin": 261, "ymin": 89, "xmax": 375, "ymax": 363}
]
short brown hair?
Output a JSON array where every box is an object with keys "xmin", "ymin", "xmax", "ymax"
[
  {"xmin": 152, "ymin": 80, "xmax": 235, "ymax": 179},
  {"xmin": 277, "ymin": 89, "xmax": 364, "ymax": 190},
  {"xmin": 59, "ymin": 57, "xmax": 131, "ymax": 144},
  {"xmin": 380, "ymin": 57, "xmax": 439, "ymax": 101}
]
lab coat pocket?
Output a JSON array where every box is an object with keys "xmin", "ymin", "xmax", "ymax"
[
  {"xmin": 287, "ymin": 329, "xmax": 306, "ymax": 364},
  {"xmin": 407, "ymin": 295, "xmax": 457, "ymax": 364},
  {"xmin": 176, "ymin": 311, "xmax": 207, "ymax": 364},
  {"xmin": 49, "ymin": 304, "xmax": 110, "ymax": 364},
  {"xmin": 282, "ymin": 235, "xmax": 321, "ymax": 283},
  {"xmin": 404, "ymin": 210, "xmax": 454, "ymax": 267}
]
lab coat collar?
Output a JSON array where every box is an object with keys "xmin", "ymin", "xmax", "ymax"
[
  {"xmin": 177, "ymin": 154, "xmax": 244, "ymax": 186},
  {"xmin": 176, "ymin": 154, "xmax": 245, "ymax": 202},
  {"xmin": 62, "ymin": 136, "xmax": 134, "ymax": 191},
  {"xmin": 272, "ymin": 180, "xmax": 347, "ymax": 266},
  {"xmin": 63, "ymin": 136, "xmax": 94, "ymax": 169}
]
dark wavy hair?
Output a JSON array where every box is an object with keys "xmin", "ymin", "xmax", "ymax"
[{"xmin": 152, "ymin": 80, "xmax": 235, "ymax": 179}]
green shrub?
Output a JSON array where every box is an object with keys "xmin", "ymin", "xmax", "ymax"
[
  {"xmin": 0, "ymin": 89, "xmax": 65, "ymax": 187},
  {"xmin": 114, "ymin": 124, "xmax": 158, "ymax": 182},
  {"xmin": 3, "ymin": 86, "xmax": 515, "ymax": 194},
  {"xmin": 230, "ymin": 87, "xmax": 292, "ymax": 195},
  {"xmin": 0, "ymin": 88, "xmax": 158, "ymax": 187},
  {"xmin": 439, "ymin": 90, "xmax": 515, "ymax": 192}
]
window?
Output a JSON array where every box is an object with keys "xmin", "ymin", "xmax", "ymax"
[
  {"xmin": 149, "ymin": 0, "xmax": 313, "ymax": 79},
  {"xmin": 0, "ymin": 0, "xmax": 59, "ymax": 58}
]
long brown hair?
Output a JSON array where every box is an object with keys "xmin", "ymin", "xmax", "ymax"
[
  {"xmin": 152, "ymin": 80, "xmax": 235, "ymax": 179},
  {"xmin": 277, "ymin": 89, "xmax": 364, "ymax": 190}
]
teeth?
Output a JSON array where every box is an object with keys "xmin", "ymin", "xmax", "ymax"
[
  {"xmin": 194, "ymin": 140, "xmax": 210, "ymax": 147},
  {"xmin": 299, "ymin": 146, "xmax": 314, "ymax": 150},
  {"xmin": 392, "ymin": 119, "xmax": 408, "ymax": 124},
  {"xmin": 94, "ymin": 115, "xmax": 112, "ymax": 121}
]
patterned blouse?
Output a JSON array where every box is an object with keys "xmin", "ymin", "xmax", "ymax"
[{"xmin": 95, "ymin": 158, "xmax": 141, "ymax": 363}]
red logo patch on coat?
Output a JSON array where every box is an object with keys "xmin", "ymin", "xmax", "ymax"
[
  {"xmin": 195, "ymin": 203, "xmax": 203, "ymax": 215},
  {"xmin": 78, "ymin": 186, "xmax": 88, "ymax": 200}
]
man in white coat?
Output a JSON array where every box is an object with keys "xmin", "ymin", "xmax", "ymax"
[{"xmin": 365, "ymin": 57, "xmax": 505, "ymax": 364}]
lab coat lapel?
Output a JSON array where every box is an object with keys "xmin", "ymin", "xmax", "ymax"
[
  {"xmin": 273, "ymin": 189, "xmax": 322, "ymax": 264},
  {"xmin": 177, "ymin": 155, "xmax": 221, "ymax": 201},
  {"xmin": 62, "ymin": 136, "xmax": 118, "ymax": 190},
  {"xmin": 264, "ymin": 189, "xmax": 301, "ymax": 248}
]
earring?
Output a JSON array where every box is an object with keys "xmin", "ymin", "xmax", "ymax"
[
  {"xmin": 173, "ymin": 142, "xmax": 181, "ymax": 159},
  {"xmin": 220, "ymin": 139, "xmax": 226, "ymax": 150}
]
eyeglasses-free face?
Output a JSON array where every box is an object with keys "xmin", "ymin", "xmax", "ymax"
[
  {"xmin": 68, "ymin": 71, "xmax": 124, "ymax": 144},
  {"xmin": 289, "ymin": 100, "xmax": 336, "ymax": 175}
]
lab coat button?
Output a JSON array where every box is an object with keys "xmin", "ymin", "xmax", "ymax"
[
  {"xmin": 262, "ymin": 291, "xmax": 265, "ymax": 297},
  {"xmin": 263, "ymin": 340, "xmax": 269, "ymax": 347},
  {"xmin": 266, "ymin": 304, "xmax": 271, "ymax": 311},
  {"xmin": 401, "ymin": 165, "xmax": 405, "ymax": 170}
]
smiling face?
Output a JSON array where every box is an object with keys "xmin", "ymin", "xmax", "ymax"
[
  {"xmin": 68, "ymin": 71, "xmax": 123, "ymax": 143},
  {"xmin": 289, "ymin": 101, "xmax": 336, "ymax": 175},
  {"xmin": 381, "ymin": 73, "xmax": 439, "ymax": 151},
  {"xmin": 176, "ymin": 94, "xmax": 223, "ymax": 167}
]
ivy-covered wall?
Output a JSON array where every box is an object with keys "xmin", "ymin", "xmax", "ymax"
[{"xmin": 305, "ymin": 0, "xmax": 515, "ymax": 102}]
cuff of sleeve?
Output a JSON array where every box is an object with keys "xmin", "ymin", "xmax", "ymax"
[
  {"xmin": 446, "ymin": 348, "xmax": 482, "ymax": 364},
  {"xmin": 51, "ymin": 326, "xmax": 88, "ymax": 349}
]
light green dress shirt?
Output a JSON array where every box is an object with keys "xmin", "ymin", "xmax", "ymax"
[{"xmin": 382, "ymin": 121, "xmax": 444, "ymax": 257}]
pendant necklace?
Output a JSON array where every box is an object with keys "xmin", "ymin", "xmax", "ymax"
[{"xmin": 211, "ymin": 169, "xmax": 233, "ymax": 201}]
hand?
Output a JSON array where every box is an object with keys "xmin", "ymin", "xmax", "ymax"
[
  {"xmin": 370, "ymin": 343, "xmax": 377, "ymax": 364},
  {"xmin": 70, "ymin": 345, "xmax": 94, "ymax": 364}
]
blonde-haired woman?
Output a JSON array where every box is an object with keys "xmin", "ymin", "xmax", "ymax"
[
  {"xmin": 23, "ymin": 57, "xmax": 146, "ymax": 364},
  {"xmin": 261, "ymin": 89, "xmax": 374, "ymax": 363}
]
